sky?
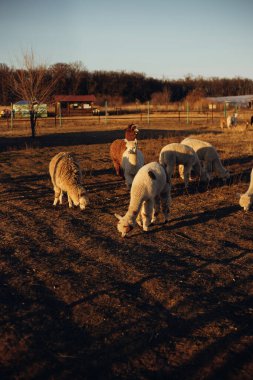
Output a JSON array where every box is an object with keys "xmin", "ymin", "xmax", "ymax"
[{"xmin": 0, "ymin": 0, "xmax": 253, "ymax": 80}]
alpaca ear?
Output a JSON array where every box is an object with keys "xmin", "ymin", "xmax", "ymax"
[
  {"xmin": 115, "ymin": 213, "xmax": 122, "ymax": 220},
  {"xmin": 148, "ymin": 170, "xmax": 156, "ymax": 180}
]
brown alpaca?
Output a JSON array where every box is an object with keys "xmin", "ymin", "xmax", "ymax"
[
  {"xmin": 110, "ymin": 140, "xmax": 128, "ymax": 177},
  {"xmin": 110, "ymin": 124, "xmax": 140, "ymax": 177}
]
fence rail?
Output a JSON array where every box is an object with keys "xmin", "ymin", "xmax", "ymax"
[{"xmin": 0, "ymin": 109, "xmax": 252, "ymax": 131}]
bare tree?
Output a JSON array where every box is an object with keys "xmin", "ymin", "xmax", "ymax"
[{"xmin": 11, "ymin": 50, "xmax": 60, "ymax": 138}]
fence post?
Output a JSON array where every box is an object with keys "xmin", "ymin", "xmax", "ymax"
[
  {"xmin": 224, "ymin": 102, "xmax": 227, "ymax": 118},
  {"xmin": 186, "ymin": 102, "xmax": 189, "ymax": 124},
  {"xmin": 105, "ymin": 101, "xmax": 108, "ymax": 124},
  {"xmin": 59, "ymin": 102, "xmax": 62, "ymax": 127},
  {"xmin": 10, "ymin": 103, "xmax": 13, "ymax": 129},
  {"xmin": 147, "ymin": 101, "xmax": 150, "ymax": 124}
]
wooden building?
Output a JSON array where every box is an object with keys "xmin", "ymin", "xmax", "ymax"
[{"xmin": 54, "ymin": 95, "xmax": 97, "ymax": 116}]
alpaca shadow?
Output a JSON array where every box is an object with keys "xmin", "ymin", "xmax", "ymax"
[
  {"xmin": 227, "ymin": 168, "xmax": 252, "ymax": 186},
  {"xmin": 85, "ymin": 167, "xmax": 114, "ymax": 177},
  {"xmin": 150, "ymin": 204, "xmax": 239, "ymax": 234},
  {"xmin": 223, "ymin": 155, "xmax": 253, "ymax": 166},
  {"xmin": 0, "ymin": 128, "xmax": 223, "ymax": 152}
]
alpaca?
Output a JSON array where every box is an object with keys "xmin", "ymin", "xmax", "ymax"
[
  {"xmin": 159, "ymin": 142, "xmax": 209, "ymax": 187},
  {"xmin": 121, "ymin": 140, "xmax": 144, "ymax": 188},
  {"xmin": 239, "ymin": 168, "xmax": 253, "ymax": 211},
  {"xmin": 181, "ymin": 138, "xmax": 230, "ymax": 180},
  {"xmin": 110, "ymin": 123, "xmax": 142, "ymax": 183},
  {"xmin": 49, "ymin": 152, "xmax": 89, "ymax": 210},
  {"xmin": 115, "ymin": 162, "xmax": 171, "ymax": 237}
]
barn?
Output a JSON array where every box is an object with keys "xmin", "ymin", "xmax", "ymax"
[
  {"xmin": 54, "ymin": 95, "xmax": 97, "ymax": 116},
  {"xmin": 207, "ymin": 95, "xmax": 253, "ymax": 109}
]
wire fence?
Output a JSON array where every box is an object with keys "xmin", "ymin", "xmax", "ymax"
[{"xmin": 0, "ymin": 108, "xmax": 252, "ymax": 132}]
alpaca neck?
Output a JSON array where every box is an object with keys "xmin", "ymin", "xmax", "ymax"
[
  {"xmin": 126, "ymin": 140, "xmax": 138, "ymax": 166},
  {"xmin": 213, "ymin": 158, "xmax": 226, "ymax": 176},
  {"xmin": 129, "ymin": 151, "xmax": 137, "ymax": 166},
  {"xmin": 247, "ymin": 170, "xmax": 253, "ymax": 194}
]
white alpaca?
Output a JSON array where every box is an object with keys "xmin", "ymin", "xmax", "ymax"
[
  {"xmin": 122, "ymin": 140, "xmax": 144, "ymax": 189},
  {"xmin": 239, "ymin": 168, "xmax": 253, "ymax": 211},
  {"xmin": 159, "ymin": 142, "xmax": 209, "ymax": 187},
  {"xmin": 49, "ymin": 152, "xmax": 89, "ymax": 210},
  {"xmin": 115, "ymin": 162, "xmax": 171, "ymax": 237},
  {"xmin": 220, "ymin": 116, "xmax": 233, "ymax": 129},
  {"xmin": 181, "ymin": 138, "xmax": 230, "ymax": 180},
  {"xmin": 220, "ymin": 116, "xmax": 248, "ymax": 131}
]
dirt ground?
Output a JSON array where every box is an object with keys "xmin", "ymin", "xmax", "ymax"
[{"xmin": 0, "ymin": 119, "xmax": 253, "ymax": 380}]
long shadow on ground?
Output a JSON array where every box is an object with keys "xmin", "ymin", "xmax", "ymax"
[{"xmin": 0, "ymin": 128, "xmax": 221, "ymax": 152}]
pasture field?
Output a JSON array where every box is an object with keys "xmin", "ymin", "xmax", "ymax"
[{"xmin": 0, "ymin": 116, "xmax": 253, "ymax": 379}]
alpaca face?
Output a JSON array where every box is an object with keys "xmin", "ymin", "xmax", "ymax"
[
  {"xmin": 125, "ymin": 124, "xmax": 139, "ymax": 141},
  {"xmin": 239, "ymin": 194, "xmax": 252, "ymax": 211},
  {"xmin": 115, "ymin": 214, "xmax": 133, "ymax": 237},
  {"xmin": 79, "ymin": 189, "xmax": 89, "ymax": 210}
]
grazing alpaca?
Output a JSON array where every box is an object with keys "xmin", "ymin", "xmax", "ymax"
[
  {"xmin": 49, "ymin": 152, "xmax": 89, "ymax": 210},
  {"xmin": 115, "ymin": 162, "xmax": 171, "ymax": 236},
  {"xmin": 159, "ymin": 142, "xmax": 209, "ymax": 187},
  {"xmin": 181, "ymin": 138, "xmax": 230, "ymax": 180}
]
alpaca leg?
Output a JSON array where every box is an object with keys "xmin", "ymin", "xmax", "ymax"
[
  {"xmin": 136, "ymin": 210, "xmax": 143, "ymax": 227},
  {"xmin": 178, "ymin": 164, "xmax": 184, "ymax": 180},
  {"xmin": 151, "ymin": 196, "xmax": 160, "ymax": 224},
  {"xmin": 183, "ymin": 163, "xmax": 192, "ymax": 187},
  {"xmin": 203, "ymin": 160, "xmax": 212, "ymax": 179},
  {"xmin": 141, "ymin": 200, "xmax": 154, "ymax": 231},
  {"xmin": 67, "ymin": 193, "xmax": 73, "ymax": 208},
  {"xmin": 165, "ymin": 164, "xmax": 174, "ymax": 185},
  {"xmin": 53, "ymin": 186, "xmax": 61, "ymax": 206},
  {"xmin": 113, "ymin": 161, "xmax": 121, "ymax": 176},
  {"xmin": 59, "ymin": 189, "xmax": 63, "ymax": 205},
  {"xmin": 160, "ymin": 184, "xmax": 171, "ymax": 223},
  {"xmin": 124, "ymin": 173, "xmax": 133, "ymax": 189}
]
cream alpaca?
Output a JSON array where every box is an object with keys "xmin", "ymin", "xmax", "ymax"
[
  {"xmin": 49, "ymin": 152, "xmax": 89, "ymax": 210},
  {"xmin": 239, "ymin": 168, "xmax": 253, "ymax": 211},
  {"xmin": 115, "ymin": 162, "xmax": 171, "ymax": 237},
  {"xmin": 159, "ymin": 142, "xmax": 209, "ymax": 187},
  {"xmin": 121, "ymin": 140, "xmax": 144, "ymax": 189},
  {"xmin": 181, "ymin": 137, "xmax": 230, "ymax": 180}
]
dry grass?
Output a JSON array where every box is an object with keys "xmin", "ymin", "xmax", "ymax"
[{"xmin": 1, "ymin": 115, "xmax": 253, "ymax": 380}]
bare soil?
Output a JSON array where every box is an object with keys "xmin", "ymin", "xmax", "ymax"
[{"xmin": 1, "ymin": 119, "xmax": 253, "ymax": 380}]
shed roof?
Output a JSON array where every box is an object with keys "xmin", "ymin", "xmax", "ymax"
[
  {"xmin": 54, "ymin": 95, "xmax": 96, "ymax": 102},
  {"xmin": 207, "ymin": 95, "xmax": 253, "ymax": 104},
  {"xmin": 15, "ymin": 100, "xmax": 29, "ymax": 105}
]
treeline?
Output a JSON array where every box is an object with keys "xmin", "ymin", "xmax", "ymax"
[{"xmin": 1, "ymin": 62, "xmax": 253, "ymax": 105}]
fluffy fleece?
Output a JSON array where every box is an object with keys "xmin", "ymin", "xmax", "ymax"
[
  {"xmin": 159, "ymin": 142, "xmax": 209, "ymax": 187},
  {"xmin": 181, "ymin": 137, "xmax": 230, "ymax": 180},
  {"xmin": 115, "ymin": 162, "xmax": 171, "ymax": 237},
  {"xmin": 121, "ymin": 140, "xmax": 144, "ymax": 188},
  {"xmin": 239, "ymin": 168, "xmax": 253, "ymax": 211},
  {"xmin": 49, "ymin": 152, "xmax": 89, "ymax": 210},
  {"xmin": 110, "ymin": 124, "xmax": 140, "ymax": 177}
]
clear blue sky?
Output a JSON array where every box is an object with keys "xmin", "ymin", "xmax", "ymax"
[{"xmin": 0, "ymin": 0, "xmax": 252, "ymax": 79}]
